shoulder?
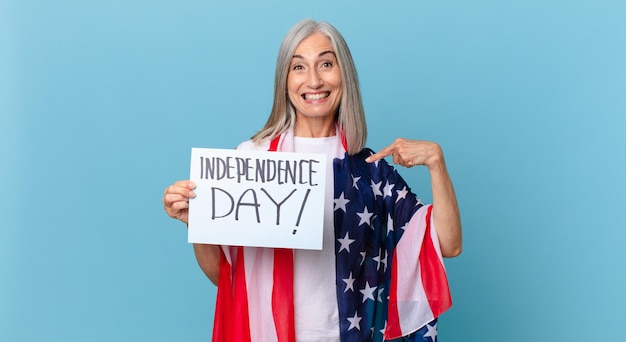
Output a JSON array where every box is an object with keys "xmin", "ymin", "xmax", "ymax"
[
  {"xmin": 350, "ymin": 147, "xmax": 402, "ymax": 178},
  {"xmin": 349, "ymin": 147, "xmax": 379, "ymax": 165},
  {"xmin": 236, "ymin": 139, "xmax": 271, "ymax": 151}
]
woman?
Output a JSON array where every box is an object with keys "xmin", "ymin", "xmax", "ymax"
[{"xmin": 163, "ymin": 19, "xmax": 462, "ymax": 342}]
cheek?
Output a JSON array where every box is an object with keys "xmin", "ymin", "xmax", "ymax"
[
  {"xmin": 330, "ymin": 72, "xmax": 343, "ymax": 91},
  {"xmin": 287, "ymin": 92, "xmax": 300, "ymax": 105},
  {"xmin": 287, "ymin": 75, "xmax": 300, "ymax": 95},
  {"xmin": 332, "ymin": 76, "xmax": 343, "ymax": 98},
  {"xmin": 286, "ymin": 85, "xmax": 301, "ymax": 105}
]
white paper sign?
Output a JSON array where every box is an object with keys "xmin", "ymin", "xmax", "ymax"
[{"xmin": 188, "ymin": 148, "xmax": 327, "ymax": 250}]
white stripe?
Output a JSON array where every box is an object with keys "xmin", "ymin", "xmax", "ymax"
[
  {"xmin": 394, "ymin": 205, "xmax": 436, "ymax": 334},
  {"xmin": 244, "ymin": 247, "xmax": 279, "ymax": 342}
]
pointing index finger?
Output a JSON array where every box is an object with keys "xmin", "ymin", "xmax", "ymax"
[{"xmin": 365, "ymin": 145, "xmax": 394, "ymax": 163}]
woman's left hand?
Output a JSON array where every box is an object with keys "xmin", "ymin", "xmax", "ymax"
[
  {"xmin": 365, "ymin": 138, "xmax": 444, "ymax": 170},
  {"xmin": 366, "ymin": 137, "xmax": 462, "ymax": 257}
]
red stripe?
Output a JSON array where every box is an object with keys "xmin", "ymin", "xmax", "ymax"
[
  {"xmin": 269, "ymin": 134, "xmax": 280, "ymax": 151},
  {"xmin": 211, "ymin": 251, "xmax": 229, "ymax": 341},
  {"xmin": 269, "ymin": 135, "xmax": 296, "ymax": 342},
  {"xmin": 272, "ymin": 248, "xmax": 296, "ymax": 342},
  {"xmin": 233, "ymin": 247, "xmax": 253, "ymax": 341},
  {"xmin": 419, "ymin": 206, "xmax": 452, "ymax": 317},
  {"xmin": 386, "ymin": 250, "xmax": 402, "ymax": 338},
  {"xmin": 338, "ymin": 126, "xmax": 348, "ymax": 152},
  {"xmin": 212, "ymin": 248, "xmax": 252, "ymax": 342}
]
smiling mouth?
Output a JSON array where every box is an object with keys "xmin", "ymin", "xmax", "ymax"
[{"xmin": 303, "ymin": 92, "xmax": 330, "ymax": 100}]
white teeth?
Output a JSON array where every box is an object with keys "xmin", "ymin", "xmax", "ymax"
[{"xmin": 304, "ymin": 92, "xmax": 329, "ymax": 100}]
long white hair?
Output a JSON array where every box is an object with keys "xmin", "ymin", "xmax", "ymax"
[{"xmin": 252, "ymin": 19, "xmax": 367, "ymax": 155}]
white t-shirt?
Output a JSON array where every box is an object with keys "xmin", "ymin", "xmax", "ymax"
[{"xmin": 292, "ymin": 135, "xmax": 341, "ymax": 341}]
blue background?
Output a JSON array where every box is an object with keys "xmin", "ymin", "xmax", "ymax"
[{"xmin": 2, "ymin": 1, "xmax": 625, "ymax": 341}]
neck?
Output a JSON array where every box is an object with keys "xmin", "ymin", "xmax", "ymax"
[{"xmin": 294, "ymin": 116, "xmax": 336, "ymax": 138}]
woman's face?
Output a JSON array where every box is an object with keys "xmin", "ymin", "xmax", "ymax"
[{"xmin": 287, "ymin": 33, "xmax": 343, "ymax": 122}]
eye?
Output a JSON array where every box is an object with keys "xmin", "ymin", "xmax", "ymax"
[
  {"xmin": 321, "ymin": 61, "xmax": 333, "ymax": 68},
  {"xmin": 291, "ymin": 64, "xmax": 304, "ymax": 71}
]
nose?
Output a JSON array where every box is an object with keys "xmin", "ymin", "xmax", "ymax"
[{"xmin": 307, "ymin": 69, "xmax": 323, "ymax": 88}]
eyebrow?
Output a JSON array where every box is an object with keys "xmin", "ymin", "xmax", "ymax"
[{"xmin": 292, "ymin": 50, "xmax": 337, "ymax": 59}]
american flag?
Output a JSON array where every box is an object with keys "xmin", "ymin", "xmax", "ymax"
[
  {"xmin": 212, "ymin": 129, "xmax": 451, "ymax": 342},
  {"xmin": 333, "ymin": 147, "xmax": 451, "ymax": 341}
]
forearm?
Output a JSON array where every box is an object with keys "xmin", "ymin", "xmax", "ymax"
[
  {"xmin": 364, "ymin": 138, "xmax": 463, "ymax": 256},
  {"xmin": 429, "ymin": 159, "xmax": 462, "ymax": 257},
  {"xmin": 193, "ymin": 244, "xmax": 221, "ymax": 285}
]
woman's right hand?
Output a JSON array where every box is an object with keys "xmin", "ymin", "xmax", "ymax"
[{"xmin": 162, "ymin": 180, "xmax": 196, "ymax": 225}]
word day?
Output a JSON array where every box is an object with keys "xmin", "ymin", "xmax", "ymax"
[{"xmin": 209, "ymin": 186, "xmax": 311, "ymax": 227}]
